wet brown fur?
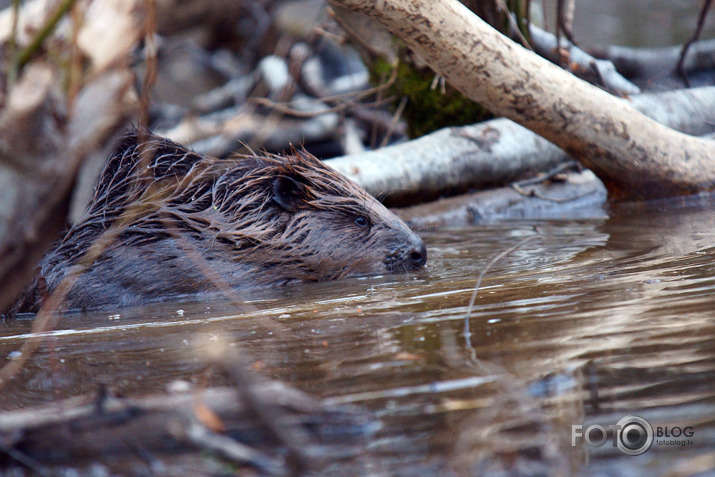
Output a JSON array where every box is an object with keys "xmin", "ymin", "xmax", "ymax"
[{"xmin": 14, "ymin": 130, "xmax": 426, "ymax": 312}]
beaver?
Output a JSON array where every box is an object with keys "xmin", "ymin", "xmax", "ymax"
[{"xmin": 13, "ymin": 130, "xmax": 426, "ymax": 312}]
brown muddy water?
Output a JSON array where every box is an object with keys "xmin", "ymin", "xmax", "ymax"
[{"xmin": 1, "ymin": 197, "xmax": 715, "ymax": 476}]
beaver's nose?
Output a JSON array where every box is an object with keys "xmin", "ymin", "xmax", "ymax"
[{"xmin": 408, "ymin": 240, "xmax": 428, "ymax": 268}]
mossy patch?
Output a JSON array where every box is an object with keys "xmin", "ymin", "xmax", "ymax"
[{"xmin": 371, "ymin": 57, "xmax": 492, "ymax": 138}]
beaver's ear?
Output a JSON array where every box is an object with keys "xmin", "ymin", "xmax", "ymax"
[{"xmin": 272, "ymin": 175, "xmax": 309, "ymax": 212}]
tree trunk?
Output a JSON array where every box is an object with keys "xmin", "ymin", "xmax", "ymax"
[{"xmin": 327, "ymin": 0, "xmax": 715, "ymax": 200}]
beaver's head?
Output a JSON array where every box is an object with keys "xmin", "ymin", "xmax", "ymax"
[{"xmin": 173, "ymin": 148, "xmax": 427, "ymax": 283}]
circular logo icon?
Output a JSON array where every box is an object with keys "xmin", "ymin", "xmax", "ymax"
[{"xmin": 616, "ymin": 415, "xmax": 653, "ymax": 456}]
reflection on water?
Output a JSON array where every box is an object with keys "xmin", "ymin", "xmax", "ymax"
[{"xmin": 2, "ymin": 198, "xmax": 715, "ymax": 475}]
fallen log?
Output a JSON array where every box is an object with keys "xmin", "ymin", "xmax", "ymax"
[
  {"xmin": 327, "ymin": 0, "xmax": 715, "ymax": 200},
  {"xmin": 396, "ymin": 168, "xmax": 607, "ymax": 227},
  {"xmin": 327, "ymin": 88, "xmax": 715, "ymax": 206}
]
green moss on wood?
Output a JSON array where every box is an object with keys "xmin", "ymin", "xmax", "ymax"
[{"xmin": 371, "ymin": 57, "xmax": 492, "ymax": 138}]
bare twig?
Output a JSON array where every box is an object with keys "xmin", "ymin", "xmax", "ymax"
[
  {"xmin": 14, "ymin": 0, "xmax": 76, "ymax": 69},
  {"xmin": 250, "ymin": 94, "xmax": 393, "ymax": 118},
  {"xmin": 463, "ymin": 234, "xmax": 541, "ymax": 345},
  {"xmin": 556, "ymin": 0, "xmax": 577, "ymax": 46},
  {"xmin": 554, "ymin": 0, "xmax": 563, "ymax": 66},
  {"xmin": 66, "ymin": 2, "xmax": 83, "ymax": 105},
  {"xmin": 249, "ymin": 67, "xmax": 397, "ymax": 118},
  {"xmin": 511, "ymin": 161, "xmax": 579, "ymax": 189},
  {"xmin": 220, "ymin": 350, "xmax": 313, "ymax": 473},
  {"xmin": 0, "ymin": 442, "xmax": 51, "ymax": 476},
  {"xmin": 140, "ymin": 0, "xmax": 157, "ymax": 128},
  {"xmin": 525, "ymin": 0, "xmax": 532, "ymax": 43},
  {"xmin": 676, "ymin": 0, "xmax": 713, "ymax": 86},
  {"xmin": 6, "ymin": 0, "xmax": 21, "ymax": 85},
  {"xmin": 510, "ymin": 160, "xmax": 585, "ymax": 201},
  {"xmin": 378, "ymin": 95, "xmax": 407, "ymax": 149},
  {"xmin": 176, "ymin": 421, "xmax": 285, "ymax": 475}
]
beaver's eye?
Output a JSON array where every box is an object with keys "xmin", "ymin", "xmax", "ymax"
[{"xmin": 355, "ymin": 215, "xmax": 370, "ymax": 228}]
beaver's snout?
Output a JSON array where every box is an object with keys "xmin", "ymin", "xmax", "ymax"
[
  {"xmin": 383, "ymin": 230, "xmax": 427, "ymax": 273},
  {"xmin": 408, "ymin": 239, "xmax": 428, "ymax": 269}
]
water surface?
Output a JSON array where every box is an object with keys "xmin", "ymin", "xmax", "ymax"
[{"xmin": 1, "ymin": 197, "xmax": 714, "ymax": 475}]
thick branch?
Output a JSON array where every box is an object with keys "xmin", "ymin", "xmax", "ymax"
[
  {"xmin": 328, "ymin": 0, "xmax": 715, "ymax": 199},
  {"xmin": 327, "ymin": 88, "xmax": 715, "ymax": 205}
]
